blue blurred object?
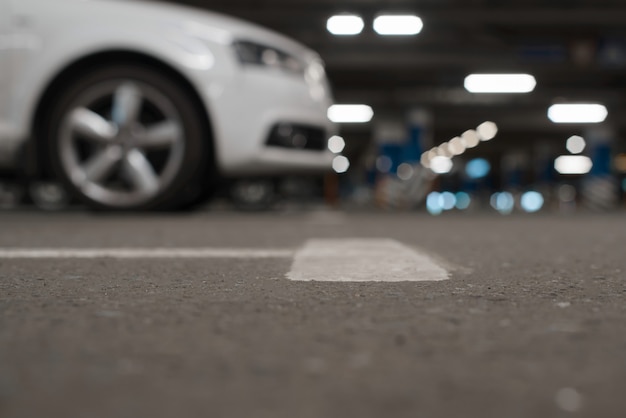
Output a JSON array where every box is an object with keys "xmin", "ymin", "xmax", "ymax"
[{"xmin": 465, "ymin": 158, "xmax": 491, "ymax": 179}]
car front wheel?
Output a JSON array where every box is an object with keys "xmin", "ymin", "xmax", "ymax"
[{"xmin": 44, "ymin": 64, "xmax": 208, "ymax": 211}]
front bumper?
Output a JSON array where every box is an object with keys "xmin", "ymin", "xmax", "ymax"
[{"xmin": 206, "ymin": 64, "xmax": 336, "ymax": 176}]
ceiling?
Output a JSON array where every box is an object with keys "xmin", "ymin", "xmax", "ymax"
[{"xmin": 164, "ymin": 0, "xmax": 626, "ymax": 160}]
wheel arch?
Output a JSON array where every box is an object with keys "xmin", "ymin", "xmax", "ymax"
[{"xmin": 30, "ymin": 50, "xmax": 217, "ymax": 179}]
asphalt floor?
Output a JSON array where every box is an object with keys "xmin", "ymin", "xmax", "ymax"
[{"xmin": 1, "ymin": 208, "xmax": 625, "ymax": 418}]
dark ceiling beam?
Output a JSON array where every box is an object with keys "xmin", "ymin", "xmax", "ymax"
[
  {"xmin": 321, "ymin": 50, "xmax": 521, "ymax": 69},
  {"xmin": 333, "ymin": 87, "xmax": 624, "ymax": 107}
]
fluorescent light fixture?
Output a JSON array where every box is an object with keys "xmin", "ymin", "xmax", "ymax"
[
  {"xmin": 548, "ymin": 104, "xmax": 608, "ymax": 124},
  {"xmin": 373, "ymin": 15, "xmax": 423, "ymax": 36},
  {"xmin": 327, "ymin": 15, "xmax": 364, "ymax": 35},
  {"xmin": 464, "ymin": 73, "xmax": 536, "ymax": 93},
  {"xmin": 328, "ymin": 135, "xmax": 346, "ymax": 153},
  {"xmin": 327, "ymin": 104, "xmax": 373, "ymax": 123},
  {"xmin": 566, "ymin": 135, "xmax": 586, "ymax": 154},
  {"xmin": 554, "ymin": 155, "xmax": 593, "ymax": 175}
]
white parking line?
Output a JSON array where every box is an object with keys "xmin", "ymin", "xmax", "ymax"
[
  {"xmin": 0, "ymin": 240, "xmax": 451, "ymax": 282},
  {"xmin": 0, "ymin": 248, "xmax": 294, "ymax": 259},
  {"xmin": 287, "ymin": 239, "xmax": 449, "ymax": 282}
]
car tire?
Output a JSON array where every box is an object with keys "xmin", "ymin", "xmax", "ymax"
[
  {"xmin": 43, "ymin": 64, "xmax": 209, "ymax": 211},
  {"xmin": 229, "ymin": 178, "xmax": 277, "ymax": 211}
]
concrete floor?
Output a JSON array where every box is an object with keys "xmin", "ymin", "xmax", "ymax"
[{"xmin": 1, "ymin": 209, "xmax": 625, "ymax": 417}]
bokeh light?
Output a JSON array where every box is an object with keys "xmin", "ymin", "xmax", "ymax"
[
  {"xmin": 520, "ymin": 191, "xmax": 544, "ymax": 212},
  {"xmin": 440, "ymin": 192, "xmax": 457, "ymax": 210},
  {"xmin": 461, "ymin": 130, "xmax": 480, "ymax": 148},
  {"xmin": 455, "ymin": 192, "xmax": 471, "ymax": 210},
  {"xmin": 332, "ymin": 155, "xmax": 350, "ymax": 173},
  {"xmin": 477, "ymin": 121, "xmax": 498, "ymax": 141},
  {"xmin": 376, "ymin": 155, "xmax": 393, "ymax": 173},
  {"xmin": 328, "ymin": 135, "xmax": 346, "ymax": 153},
  {"xmin": 565, "ymin": 135, "xmax": 586, "ymax": 154},
  {"xmin": 426, "ymin": 192, "xmax": 443, "ymax": 215},
  {"xmin": 465, "ymin": 158, "xmax": 491, "ymax": 179},
  {"xmin": 490, "ymin": 192, "xmax": 515, "ymax": 214},
  {"xmin": 397, "ymin": 163, "xmax": 414, "ymax": 180},
  {"xmin": 554, "ymin": 155, "xmax": 593, "ymax": 174},
  {"xmin": 448, "ymin": 136, "xmax": 466, "ymax": 155},
  {"xmin": 430, "ymin": 156, "xmax": 453, "ymax": 174}
]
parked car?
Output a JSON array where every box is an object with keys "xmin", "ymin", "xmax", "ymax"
[{"xmin": 0, "ymin": 0, "xmax": 335, "ymax": 210}]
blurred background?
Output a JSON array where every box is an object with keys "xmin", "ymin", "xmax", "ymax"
[{"xmin": 4, "ymin": 0, "xmax": 626, "ymax": 215}]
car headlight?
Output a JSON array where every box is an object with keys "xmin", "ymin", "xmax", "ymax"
[{"xmin": 233, "ymin": 40, "xmax": 304, "ymax": 74}]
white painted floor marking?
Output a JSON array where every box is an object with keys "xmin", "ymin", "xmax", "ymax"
[
  {"xmin": 287, "ymin": 239, "xmax": 449, "ymax": 282},
  {"xmin": 0, "ymin": 248, "xmax": 294, "ymax": 259}
]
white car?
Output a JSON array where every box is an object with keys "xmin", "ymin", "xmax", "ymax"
[{"xmin": 0, "ymin": 0, "xmax": 335, "ymax": 210}]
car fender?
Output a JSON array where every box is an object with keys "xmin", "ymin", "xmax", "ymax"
[{"xmin": 14, "ymin": 21, "xmax": 237, "ymax": 148}]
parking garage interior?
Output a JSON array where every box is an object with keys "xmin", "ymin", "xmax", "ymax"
[{"xmin": 2, "ymin": 1, "xmax": 626, "ymax": 418}]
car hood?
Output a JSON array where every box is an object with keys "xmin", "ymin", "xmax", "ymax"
[{"xmin": 95, "ymin": 0, "xmax": 318, "ymax": 59}]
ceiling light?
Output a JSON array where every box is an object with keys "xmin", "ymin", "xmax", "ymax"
[
  {"xmin": 464, "ymin": 74, "xmax": 536, "ymax": 93},
  {"xmin": 327, "ymin": 104, "xmax": 374, "ymax": 123},
  {"xmin": 373, "ymin": 15, "xmax": 423, "ymax": 36},
  {"xmin": 566, "ymin": 135, "xmax": 586, "ymax": 154},
  {"xmin": 554, "ymin": 155, "xmax": 593, "ymax": 175},
  {"xmin": 548, "ymin": 104, "xmax": 608, "ymax": 124},
  {"xmin": 327, "ymin": 15, "xmax": 364, "ymax": 36}
]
